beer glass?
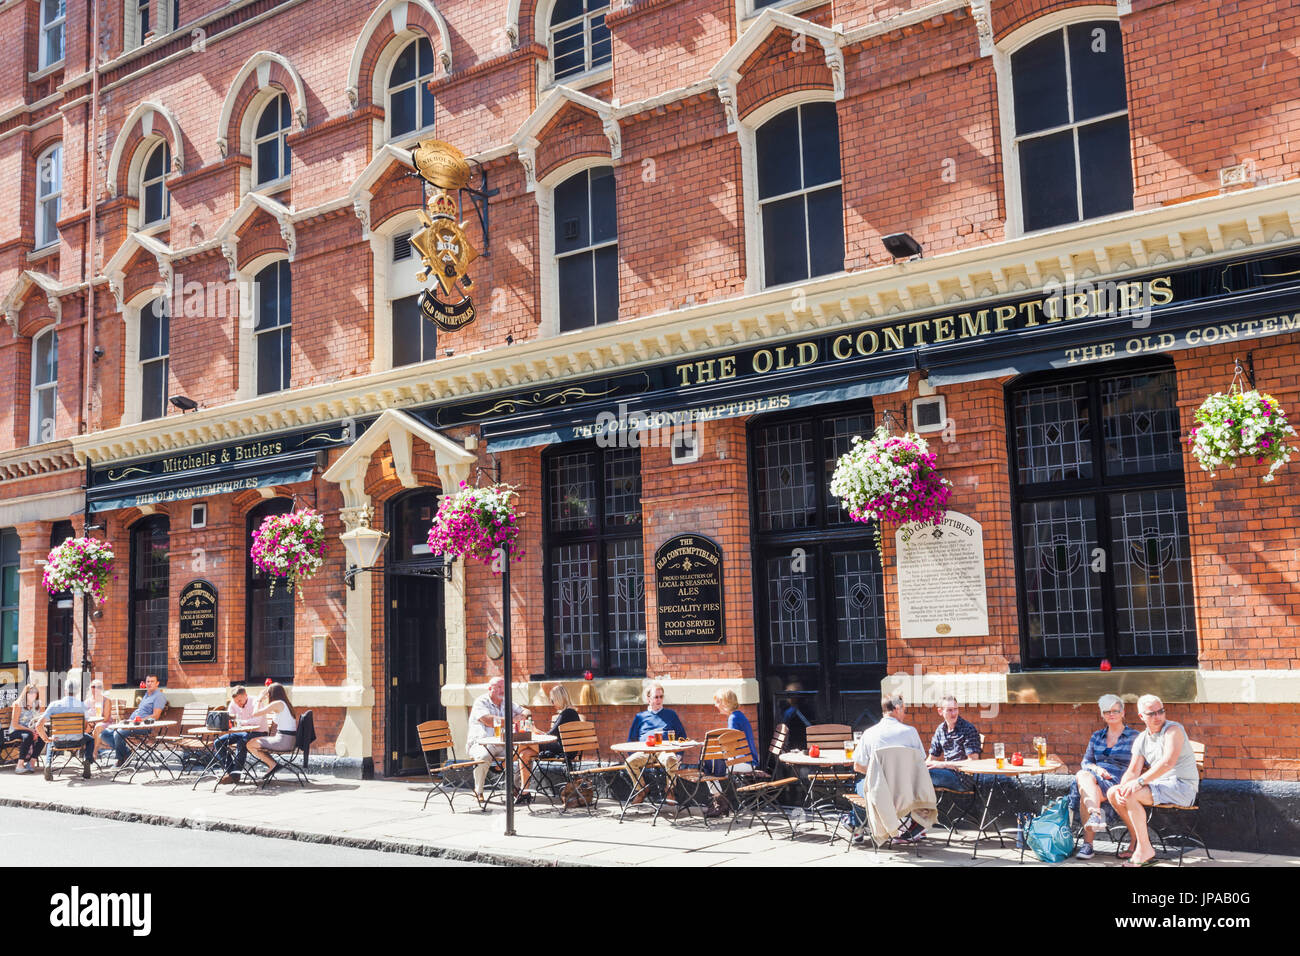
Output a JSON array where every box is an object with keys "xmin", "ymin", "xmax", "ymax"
[
  {"xmin": 667, "ymin": 730, "xmax": 676, "ymax": 743},
  {"xmin": 994, "ymin": 742, "xmax": 1006, "ymax": 769},
  {"xmin": 844, "ymin": 740, "xmax": 855, "ymax": 762},
  {"xmin": 1035, "ymin": 736, "xmax": 1047, "ymax": 767}
]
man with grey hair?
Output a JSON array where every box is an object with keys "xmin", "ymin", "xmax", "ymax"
[
  {"xmin": 466, "ymin": 676, "xmax": 531, "ymax": 802},
  {"xmin": 1107, "ymin": 694, "xmax": 1198, "ymax": 866},
  {"xmin": 624, "ymin": 683, "xmax": 688, "ymax": 803},
  {"xmin": 34, "ymin": 679, "xmax": 94, "ymax": 780},
  {"xmin": 850, "ymin": 696, "xmax": 931, "ymax": 842},
  {"xmin": 1072, "ymin": 693, "xmax": 1138, "ymax": 860}
]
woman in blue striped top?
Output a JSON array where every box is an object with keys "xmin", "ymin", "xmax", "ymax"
[{"xmin": 1072, "ymin": 693, "xmax": 1139, "ymax": 859}]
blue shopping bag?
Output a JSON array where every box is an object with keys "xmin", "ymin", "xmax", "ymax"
[{"xmin": 1025, "ymin": 795, "xmax": 1074, "ymax": 863}]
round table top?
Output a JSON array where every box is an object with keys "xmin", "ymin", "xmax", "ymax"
[
  {"xmin": 107, "ymin": 720, "xmax": 175, "ymax": 730},
  {"xmin": 611, "ymin": 740, "xmax": 698, "ymax": 754},
  {"xmin": 948, "ymin": 756, "xmax": 1064, "ymax": 776},
  {"xmin": 480, "ymin": 733, "xmax": 557, "ymax": 748},
  {"xmin": 187, "ymin": 725, "xmax": 264, "ymax": 735},
  {"xmin": 780, "ymin": 750, "xmax": 855, "ymax": 768}
]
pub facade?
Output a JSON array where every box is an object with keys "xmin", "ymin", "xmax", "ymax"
[{"xmin": 0, "ymin": 0, "xmax": 1297, "ymax": 792}]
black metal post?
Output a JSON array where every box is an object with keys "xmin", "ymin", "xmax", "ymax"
[
  {"xmin": 502, "ymin": 540, "xmax": 515, "ymax": 836},
  {"xmin": 79, "ymin": 594, "xmax": 90, "ymax": 703}
]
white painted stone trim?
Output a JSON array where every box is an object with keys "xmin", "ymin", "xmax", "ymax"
[
  {"xmin": 133, "ymin": 684, "xmax": 373, "ymax": 708},
  {"xmin": 883, "ymin": 670, "xmax": 1300, "ymax": 705},
  {"xmin": 443, "ymin": 677, "xmax": 760, "ymax": 709}
]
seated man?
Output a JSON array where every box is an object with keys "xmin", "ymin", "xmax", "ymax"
[
  {"xmin": 1107, "ymin": 694, "xmax": 1199, "ymax": 867},
  {"xmin": 624, "ymin": 683, "xmax": 688, "ymax": 803},
  {"xmin": 98, "ymin": 674, "xmax": 166, "ymax": 768},
  {"xmin": 217, "ymin": 685, "xmax": 268, "ymax": 785},
  {"xmin": 34, "ymin": 679, "xmax": 94, "ymax": 780},
  {"xmin": 926, "ymin": 695, "xmax": 982, "ymax": 792},
  {"xmin": 852, "ymin": 694, "xmax": 930, "ymax": 841},
  {"xmin": 466, "ymin": 676, "xmax": 531, "ymax": 802}
]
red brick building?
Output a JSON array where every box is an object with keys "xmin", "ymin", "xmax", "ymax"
[{"xmin": 1, "ymin": 0, "xmax": 1298, "ymax": 826}]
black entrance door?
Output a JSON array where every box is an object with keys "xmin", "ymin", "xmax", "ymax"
[
  {"xmin": 385, "ymin": 491, "xmax": 445, "ymax": 777},
  {"xmin": 749, "ymin": 406, "xmax": 888, "ymax": 747}
]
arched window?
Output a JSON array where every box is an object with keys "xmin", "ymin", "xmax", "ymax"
[
  {"xmin": 30, "ymin": 328, "xmax": 57, "ymax": 445},
  {"xmin": 554, "ymin": 166, "xmax": 617, "ymax": 332},
  {"xmin": 1010, "ymin": 20, "xmax": 1132, "ymax": 231},
  {"xmin": 387, "ymin": 37, "xmax": 436, "ymax": 139},
  {"xmin": 35, "ymin": 143, "xmax": 62, "ymax": 249},
  {"xmin": 254, "ymin": 260, "xmax": 291, "ymax": 394},
  {"xmin": 129, "ymin": 515, "xmax": 170, "ymax": 684},
  {"xmin": 140, "ymin": 297, "xmax": 169, "ymax": 421},
  {"xmin": 39, "ymin": 0, "xmax": 65, "ymax": 68},
  {"xmin": 1009, "ymin": 360, "xmax": 1195, "ymax": 667},
  {"xmin": 549, "ymin": 0, "xmax": 611, "ymax": 81},
  {"xmin": 247, "ymin": 499, "xmax": 294, "ymax": 683},
  {"xmin": 756, "ymin": 102, "xmax": 843, "ymax": 288},
  {"xmin": 253, "ymin": 93, "xmax": 292, "ymax": 187},
  {"xmin": 141, "ymin": 140, "xmax": 171, "ymax": 225},
  {"xmin": 390, "ymin": 230, "xmax": 438, "ymax": 366}
]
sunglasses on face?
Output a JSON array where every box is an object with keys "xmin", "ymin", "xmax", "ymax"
[
  {"xmin": 1142, "ymin": 708, "xmax": 1165, "ymax": 717},
  {"xmin": 1103, "ymin": 709, "xmax": 1124, "ymax": 716}
]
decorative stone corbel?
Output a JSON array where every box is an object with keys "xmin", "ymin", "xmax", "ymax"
[
  {"xmin": 819, "ymin": 37, "xmax": 845, "ymax": 100},
  {"xmin": 440, "ymin": 49, "xmax": 452, "ymax": 74},
  {"xmin": 45, "ymin": 294, "xmax": 61, "ymax": 324},
  {"xmin": 970, "ymin": 0, "xmax": 993, "ymax": 57},
  {"xmin": 220, "ymin": 238, "xmax": 239, "ymax": 280},
  {"xmin": 278, "ymin": 215, "xmax": 297, "ymax": 262},
  {"xmin": 295, "ymin": 105, "xmax": 307, "ymax": 129},
  {"xmin": 345, "ymin": 85, "xmax": 358, "ymax": 110},
  {"xmin": 518, "ymin": 139, "xmax": 538, "ymax": 193},
  {"xmin": 106, "ymin": 276, "xmax": 124, "ymax": 311},
  {"xmin": 217, "ymin": 136, "xmax": 228, "ymax": 159},
  {"xmin": 602, "ymin": 115, "xmax": 622, "ymax": 161},
  {"xmin": 3, "ymin": 308, "xmax": 17, "ymax": 338},
  {"xmin": 504, "ymin": 24, "xmax": 518, "ymax": 50},
  {"xmin": 716, "ymin": 73, "xmax": 739, "ymax": 132},
  {"xmin": 352, "ymin": 197, "xmax": 371, "ymax": 240}
]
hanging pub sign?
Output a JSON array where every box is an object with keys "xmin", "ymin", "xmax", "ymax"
[
  {"xmin": 178, "ymin": 580, "xmax": 218, "ymax": 664},
  {"xmin": 655, "ymin": 534, "xmax": 725, "ymax": 645},
  {"xmin": 410, "ymin": 139, "xmax": 480, "ymax": 332}
]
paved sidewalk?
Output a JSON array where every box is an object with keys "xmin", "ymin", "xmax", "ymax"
[{"xmin": 0, "ymin": 770, "xmax": 1290, "ymax": 867}]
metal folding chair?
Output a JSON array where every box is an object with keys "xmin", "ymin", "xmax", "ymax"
[{"xmin": 417, "ymin": 719, "xmax": 485, "ymax": 811}]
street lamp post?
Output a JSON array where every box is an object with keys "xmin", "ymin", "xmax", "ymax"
[{"xmin": 501, "ymin": 540, "xmax": 516, "ymax": 836}]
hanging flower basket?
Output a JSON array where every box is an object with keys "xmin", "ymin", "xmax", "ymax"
[
  {"xmin": 249, "ymin": 508, "xmax": 327, "ymax": 595},
  {"xmin": 829, "ymin": 427, "xmax": 953, "ymax": 559},
  {"xmin": 1188, "ymin": 389, "xmax": 1297, "ymax": 483},
  {"xmin": 42, "ymin": 537, "xmax": 115, "ymax": 604},
  {"xmin": 426, "ymin": 481, "xmax": 523, "ymax": 568}
]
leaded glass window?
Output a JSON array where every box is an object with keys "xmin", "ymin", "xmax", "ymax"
[
  {"xmin": 247, "ymin": 499, "xmax": 294, "ymax": 683},
  {"xmin": 129, "ymin": 516, "xmax": 169, "ymax": 684},
  {"xmin": 1010, "ymin": 362, "xmax": 1196, "ymax": 666},
  {"xmin": 544, "ymin": 445, "xmax": 644, "ymax": 675}
]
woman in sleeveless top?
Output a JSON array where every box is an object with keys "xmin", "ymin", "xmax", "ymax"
[
  {"xmin": 86, "ymin": 679, "xmax": 115, "ymax": 753},
  {"xmin": 9, "ymin": 684, "xmax": 44, "ymax": 773},
  {"xmin": 246, "ymin": 683, "xmax": 298, "ymax": 776}
]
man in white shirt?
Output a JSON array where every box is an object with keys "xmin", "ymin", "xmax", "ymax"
[
  {"xmin": 217, "ymin": 686, "xmax": 269, "ymax": 785},
  {"xmin": 850, "ymin": 694, "xmax": 927, "ymax": 840},
  {"xmin": 466, "ymin": 677, "xmax": 530, "ymax": 801},
  {"xmin": 34, "ymin": 679, "xmax": 93, "ymax": 780}
]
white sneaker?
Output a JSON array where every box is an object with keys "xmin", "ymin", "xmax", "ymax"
[
  {"xmin": 1086, "ymin": 810, "xmax": 1106, "ymax": 830},
  {"xmin": 14, "ymin": 764, "xmax": 28, "ymax": 775}
]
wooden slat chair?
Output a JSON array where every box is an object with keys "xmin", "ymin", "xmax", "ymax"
[
  {"xmin": 1131, "ymin": 741, "xmax": 1211, "ymax": 866},
  {"xmin": 0, "ymin": 710, "xmax": 22, "ymax": 767},
  {"xmin": 658, "ymin": 728, "xmax": 742, "ymax": 827},
  {"xmin": 157, "ymin": 703, "xmax": 216, "ymax": 773},
  {"xmin": 417, "ymin": 719, "xmax": 484, "ymax": 812},
  {"xmin": 550, "ymin": 721, "xmax": 624, "ymax": 814},
  {"xmin": 728, "ymin": 723, "xmax": 801, "ymax": 839},
  {"xmin": 44, "ymin": 714, "xmax": 91, "ymax": 780},
  {"xmin": 802, "ymin": 723, "xmax": 857, "ymax": 823}
]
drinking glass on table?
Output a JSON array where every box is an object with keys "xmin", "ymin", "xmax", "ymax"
[
  {"xmin": 1034, "ymin": 736, "xmax": 1047, "ymax": 766},
  {"xmin": 843, "ymin": 740, "xmax": 855, "ymax": 761},
  {"xmin": 994, "ymin": 742, "xmax": 1006, "ymax": 769},
  {"xmin": 667, "ymin": 730, "xmax": 676, "ymax": 743}
]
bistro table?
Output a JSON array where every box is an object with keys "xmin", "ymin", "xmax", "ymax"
[
  {"xmin": 476, "ymin": 733, "xmax": 558, "ymax": 808},
  {"xmin": 948, "ymin": 755, "xmax": 1065, "ymax": 860},
  {"xmin": 189, "ymin": 724, "xmax": 267, "ymax": 790},
  {"xmin": 610, "ymin": 740, "xmax": 700, "ymax": 822},
  {"xmin": 779, "ymin": 750, "xmax": 858, "ymax": 832},
  {"xmin": 107, "ymin": 720, "xmax": 177, "ymax": 782}
]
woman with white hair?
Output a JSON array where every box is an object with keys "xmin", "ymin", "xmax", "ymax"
[{"xmin": 1072, "ymin": 693, "xmax": 1138, "ymax": 860}]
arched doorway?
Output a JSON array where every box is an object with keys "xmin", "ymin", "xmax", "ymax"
[{"xmin": 385, "ymin": 488, "xmax": 445, "ymax": 776}]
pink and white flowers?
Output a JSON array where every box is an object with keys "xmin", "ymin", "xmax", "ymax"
[
  {"xmin": 830, "ymin": 427, "xmax": 953, "ymax": 557},
  {"xmin": 43, "ymin": 536, "xmax": 115, "ymax": 604},
  {"xmin": 250, "ymin": 508, "xmax": 326, "ymax": 595},
  {"xmin": 1188, "ymin": 389, "xmax": 1296, "ymax": 482},
  {"xmin": 426, "ymin": 482, "xmax": 523, "ymax": 568}
]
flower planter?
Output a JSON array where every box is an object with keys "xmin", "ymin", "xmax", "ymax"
[
  {"xmin": 1188, "ymin": 389, "xmax": 1297, "ymax": 483},
  {"xmin": 426, "ymin": 481, "xmax": 523, "ymax": 569},
  {"xmin": 249, "ymin": 508, "xmax": 326, "ymax": 595},
  {"xmin": 42, "ymin": 537, "xmax": 115, "ymax": 604}
]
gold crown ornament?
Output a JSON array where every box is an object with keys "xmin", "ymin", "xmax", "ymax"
[
  {"xmin": 426, "ymin": 188, "xmax": 459, "ymax": 221},
  {"xmin": 411, "ymin": 139, "xmax": 470, "ymax": 190}
]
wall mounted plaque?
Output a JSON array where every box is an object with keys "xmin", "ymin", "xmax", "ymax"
[
  {"xmin": 895, "ymin": 511, "xmax": 989, "ymax": 639},
  {"xmin": 178, "ymin": 580, "xmax": 218, "ymax": 664},
  {"xmin": 655, "ymin": 534, "xmax": 724, "ymax": 646}
]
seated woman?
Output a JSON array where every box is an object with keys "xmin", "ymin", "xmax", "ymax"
[
  {"xmin": 1072, "ymin": 693, "xmax": 1138, "ymax": 860},
  {"xmin": 85, "ymin": 680, "xmax": 115, "ymax": 755},
  {"xmin": 537, "ymin": 684, "xmax": 581, "ymax": 760},
  {"xmin": 704, "ymin": 689, "xmax": 757, "ymax": 817},
  {"xmin": 10, "ymin": 684, "xmax": 44, "ymax": 774},
  {"xmin": 245, "ymin": 683, "xmax": 297, "ymax": 779}
]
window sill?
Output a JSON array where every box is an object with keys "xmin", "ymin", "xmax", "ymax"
[
  {"xmin": 740, "ymin": 0, "xmax": 825, "ymax": 27},
  {"xmin": 136, "ymin": 219, "xmax": 170, "ymax": 239},
  {"xmin": 27, "ymin": 243, "xmax": 59, "ymax": 264},
  {"xmin": 28, "ymin": 60, "xmax": 64, "ymax": 82},
  {"xmin": 1007, "ymin": 667, "xmax": 1198, "ymax": 704},
  {"xmin": 544, "ymin": 63, "xmax": 613, "ymax": 95},
  {"xmin": 250, "ymin": 177, "xmax": 291, "ymax": 199},
  {"xmin": 386, "ymin": 126, "xmax": 437, "ymax": 151}
]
